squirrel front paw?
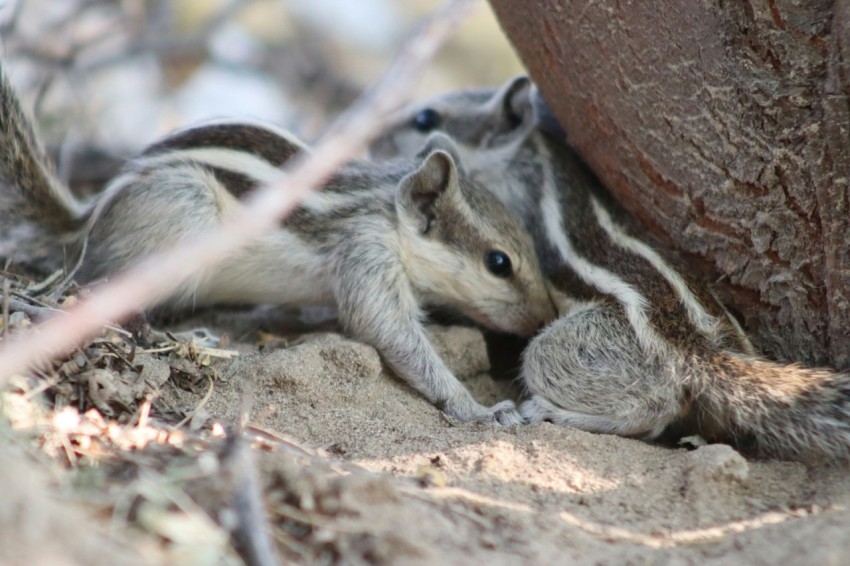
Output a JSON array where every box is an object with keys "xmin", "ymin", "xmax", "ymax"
[{"xmin": 443, "ymin": 397, "xmax": 523, "ymax": 425}]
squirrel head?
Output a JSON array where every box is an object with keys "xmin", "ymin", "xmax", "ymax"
[
  {"xmin": 371, "ymin": 75, "xmax": 535, "ymax": 162},
  {"xmin": 394, "ymin": 133, "xmax": 556, "ymax": 335}
]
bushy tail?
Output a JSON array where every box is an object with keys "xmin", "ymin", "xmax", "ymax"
[
  {"xmin": 0, "ymin": 62, "xmax": 86, "ymax": 232},
  {"xmin": 692, "ymin": 351, "xmax": 850, "ymax": 461}
]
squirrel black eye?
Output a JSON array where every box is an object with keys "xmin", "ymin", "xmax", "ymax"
[
  {"xmin": 484, "ymin": 250, "xmax": 513, "ymax": 278},
  {"xmin": 412, "ymin": 108, "xmax": 441, "ymax": 133}
]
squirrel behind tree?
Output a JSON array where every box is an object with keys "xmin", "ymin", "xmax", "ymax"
[{"xmin": 373, "ymin": 76, "xmax": 850, "ymax": 462}]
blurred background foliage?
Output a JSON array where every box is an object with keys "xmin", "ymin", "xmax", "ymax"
[{"xmin": 0, "ymin": 0, "xmax": 523, "ymax": 166}]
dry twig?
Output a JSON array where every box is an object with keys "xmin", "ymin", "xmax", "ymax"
[
  {"xmin": 227, "ymin": 434, "xmax": 281, "ymax": 566},
  {"xmin": 0, "ymin": 0, "xmax": 476, "ymax": 383}
]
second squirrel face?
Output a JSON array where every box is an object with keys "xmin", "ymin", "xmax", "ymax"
[{"xmin": 371, "ymin": 76, "xmax": 534, "ymax": 162}]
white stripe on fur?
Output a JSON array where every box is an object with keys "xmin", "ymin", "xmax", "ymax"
[
  {"xmin": 590, "ymin": 197, "xmax": 721, "ymax": 339},
  {"xmin": 132, "ymin": 147, "xmax": 360, "ymax": 213},
  {"xmin": 534, "ymin": 139, "xmax": 665, "ymax": 355}
]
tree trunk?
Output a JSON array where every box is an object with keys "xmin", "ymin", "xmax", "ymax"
[{"xmin": 488, "ymin": 0, "xmax": 850, "ymax": 368}]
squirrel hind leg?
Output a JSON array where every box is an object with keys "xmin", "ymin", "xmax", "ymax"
[
  {"xmin": 519, "ymin": 396, "xmax": 671, "ymax": 440},
  {"xmin": 519, "ymin": 302, "xmax": 685, "ymax": 439}
]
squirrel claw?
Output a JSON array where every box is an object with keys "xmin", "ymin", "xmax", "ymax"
[
  {"xmin": 488, "ymin": 400, "xmax": 524, "ymax": 425},
  {"xmin": 443, "ymin": 397, "xmax": 523, "ymax": 425}
]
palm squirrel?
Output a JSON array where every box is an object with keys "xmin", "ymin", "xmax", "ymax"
[
  {"xmin": 372, "ymin": 76, "xmax": 850, "ymax": 461},
  {"xmin": 0, "ymin": 64, "xmax": 559, "ymax": 424}
]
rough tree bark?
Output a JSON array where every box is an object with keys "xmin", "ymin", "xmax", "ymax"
[{"xmin": 489, "ymin": 0, "xmax": 850, "ymax": 368}]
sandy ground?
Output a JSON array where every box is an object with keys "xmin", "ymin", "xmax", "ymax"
[
  {"xmin": 152, "ymin": 319, "xmax": 850, "ymax": 564},
  {"xmin": 3, "ymin": 307, "xmax": 850, "ymax": 565}
]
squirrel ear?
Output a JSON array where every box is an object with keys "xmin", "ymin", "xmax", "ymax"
[
  {"xmin": 488, "ymin": 75, "xmax": 534, "ymax": 135},
  {"xmin": 396, "ymin": 147, "xmax": 460, "ymax": 234}
]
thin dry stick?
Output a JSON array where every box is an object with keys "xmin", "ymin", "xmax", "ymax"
[
  {"xmin": 0, "ymin": 0, "xmax": 476, "ymax": 384},
  {"xmin": 172, "ymin": 374, "xmax": 216, "ymax": 431},
  {"xmin": 229, "ymin": 435, "xmax": 280, "ymax": 566},
  {"xmin": 227, "ymin": 383, "xmax": 280, "ymax": 566},
  {"xmin": 1, "ymin": 279, "xmax": 10, "ymax": 337}
]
